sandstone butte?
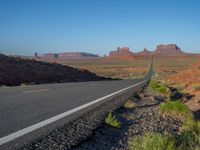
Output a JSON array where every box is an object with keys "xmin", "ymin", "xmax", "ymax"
[
  {"xmin": 34, "ymin": 44, "xmax": 199, "ymax": 61},
  {"xmin": 108, "ymin": 44, "xmax": 198, "ymax": 59}
]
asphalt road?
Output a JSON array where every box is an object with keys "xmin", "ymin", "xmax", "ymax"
[{"xmin": 0, "ymin": 61, "xmax": 152, "ymax": 148}]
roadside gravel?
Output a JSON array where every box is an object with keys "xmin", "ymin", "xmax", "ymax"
[
  {"xmin": 20, "ymin": 87, "xmax": 182, "ymax": 150},
  {"xmin": 19, "ymin": 87, "xmax": 136, "ymax": 150},
  {"xmin": 75, "ymin": 88, "xmax": 182, "ymax": 150}
]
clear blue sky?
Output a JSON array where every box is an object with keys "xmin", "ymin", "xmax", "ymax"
[{"xmin": 0, "ymin": 0, "xmax": 200, "ymax": 56}]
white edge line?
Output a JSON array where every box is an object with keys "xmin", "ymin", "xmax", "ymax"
[{"xmin": 0, "ymin": 79, "xmax": 147, "ymax": 146}]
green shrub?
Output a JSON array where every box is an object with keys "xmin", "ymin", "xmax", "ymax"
[
  {"xmin": 176, "ymin": 131, "xmax": 199, "ymax": 150},
  {"xmin": 157, "ymin": 86, "xmax": 168, "ymax": 94},
  {"xmin": 182, "ymin": 119, "xmax": 200, "ymax": 133},
  {"xmin": 160, "ymin": 101, "xmax": 193, "ymax": 120},
  {"xmin": 129, "ymin": 104, "xmax": 199, "ymax": 150},
  {"xmin": 105, "ymin": 113, "xmax": 121, "ymax": 128},
  {"xmin": 149, "ymin": 79, "xmax": 160, "ymax": 89},
  {"xmin": 149, "ymin": 79, "xmax": 169, "ymax": 95},
  {"xmin": 129, "ymin": 128, "xmax": 200, "ymax": 150},
  {"xmin": 129, "ymin": 132, "xmax": 175, "ymax": 150},
  {"xmin": 175, "ymin": 120, "xmax": 200, "ymax": 150}
]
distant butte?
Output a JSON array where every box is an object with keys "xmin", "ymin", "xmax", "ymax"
[
  {"xmin": 154, "ymin": 44, "xmax": 186, "ymax": 56},
  {"xmin": 136, "ymin": 48, "xmax": 153, "ymax": 56},
  {"xmin": 108, "ymin": 44, "xmax": 196, "ymax": 58},
  {"xmin": 109, "ymin": 47, "xmax": 134, "ymax": 57},
  {"xmin": 40, "ymin": 52, "xmax": 99, "ymax": 60},
  {"xmin": 35, "ymin": 44, "xmax": 199, "ymax": 61}
]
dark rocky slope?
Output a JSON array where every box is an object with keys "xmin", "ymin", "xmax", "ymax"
[{"xmin": 0, "ymin": 54, "xmax": 109, "ymax": 86}]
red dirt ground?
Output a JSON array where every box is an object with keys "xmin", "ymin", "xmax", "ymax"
[{"xmin": 167, "ymin": 61, "xmax": 200, "ymax": 111}]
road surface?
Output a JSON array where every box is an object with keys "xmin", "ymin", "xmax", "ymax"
[{"xmin": 0, "ymin": 62, "xmax": 152, "ymax": 148}]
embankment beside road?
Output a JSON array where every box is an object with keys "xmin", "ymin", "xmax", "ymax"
[
  {"xmin": 0, "ymin": 54, "xmax": 109, "ymax": 86},
  {"xmin": 75, "ymin": 81, "xmax": 200, "ymax": 150}
]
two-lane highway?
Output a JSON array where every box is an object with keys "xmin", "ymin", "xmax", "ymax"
[
  {"xmin": 0, "ymin": 78, "xmax": 145, "ymax": 145},
  {"xmin": 0, "ymin": 61, "xmax": 153, "ymax": 149}
]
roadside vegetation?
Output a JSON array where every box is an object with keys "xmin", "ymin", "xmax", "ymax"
[
  {"xmin": 129, "ymin": 102, "xmax": 200, "ymax": 150},
  {"xmin": 177, "ymin": 119, "xmax": 200, "ymax": 150},
  {"xmin": 160, "ymin": 101, "xmax": 193, "ymax": 121},
  {"xmin": 124, "ymin": 100, "xmax": 136, "ymax": 109},
  {"xmin": 129, "ymin": 124, "xmax": 200, "ymax": 150},
  {"xmin": 128, "ymin": 77, "xmax": 200, "ymax": 150},
  {"xmin": 149, "ymin": 79, "xmax": 169, "ymax": 95},
  {"xmin": 105, "ymin": 113, "xmax": 121, "ymax": 128},
  {"xmin": 129, "ymin": 132, "xmax": 175, "ymax": 150},
  {"xmin": 191, "ymin": 84, "xmax": 200, "ymax": 91},
  {"xmin": 173, "ymin": 83, "xmax": 187, "ymax": 91}
]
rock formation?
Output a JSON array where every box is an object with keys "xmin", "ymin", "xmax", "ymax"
[
  {"xmin": 41, "ymin": 52, "xmax": 99, "ymax": 60},
  {"xmin": 108, "ymin": 44, "xmax": 190, "ymax": 58},
  {"xmin": 136, "ymin": 48, "xmax": 153, "ymax": 56},
  {"xmin": 154, "ymin": 44, "xmax": 186, "ymax": 56},
  {"xmin": 109, "ymin": 47, "xmax": 134, "ymax": 58}
]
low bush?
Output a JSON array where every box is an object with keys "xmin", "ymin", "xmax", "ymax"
[
  {"xmin": 105, "ymin": 113, "xmax": 121, "ymax": 128},
  {"xmin": 160, "ymin": 101, "xmax": 193, "ymax": 121},
  {"xmin": 176, "ymin": 131, "xmax": 199, "ymax": 150},
  {"xmin": 124, "ymin": 100, "xmax": 136, "ymax": 109},
  {"xmin": 129, "ymin": 132, "xmax": 175, "ymax": 150},
  {"xmin": 129, "ymin": 102, "xmax": 199, "ymax": 150},
  {"xmin": 129, "ymin": 124, "xmax": 200, "ymax": 150},
  {"xmin": 175, "ymin": 119, "xmax": 200, "ymax": 150},
  {"xmin": 182, "ymin": 119, "xmax": 200, "ymax": 133},
  {"xmin": 149, "ymin": 79, "xmax": 169, "ymax": 95},
  {"xmin": 157, "ymin": 86, "xmax": 168, "ymax": 94}
]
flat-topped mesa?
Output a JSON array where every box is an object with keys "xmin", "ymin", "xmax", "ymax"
[
  {"xmin": 41, "ymin": 52, "xmax": 99, "ymax": 60},
  {"xmin": 154, "ymin": 44, "xmax": 186, "ymax": 56},
  {"xmin": 117, "ymin": 47, "xmax": 130, "ymax": 52},
  {"xmin": 109, "ymin": 47, "xmax": 134, "ymax": 57}
]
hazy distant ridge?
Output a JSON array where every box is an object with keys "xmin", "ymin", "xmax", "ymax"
[{"xmin": 109, "ymin": 44, "xmax": 199, "ymax": 58}]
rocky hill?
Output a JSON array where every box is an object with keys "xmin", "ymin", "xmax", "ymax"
[{"xmin": 0, "ymin": 54, "xmax": 109, "ymax": 86}]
